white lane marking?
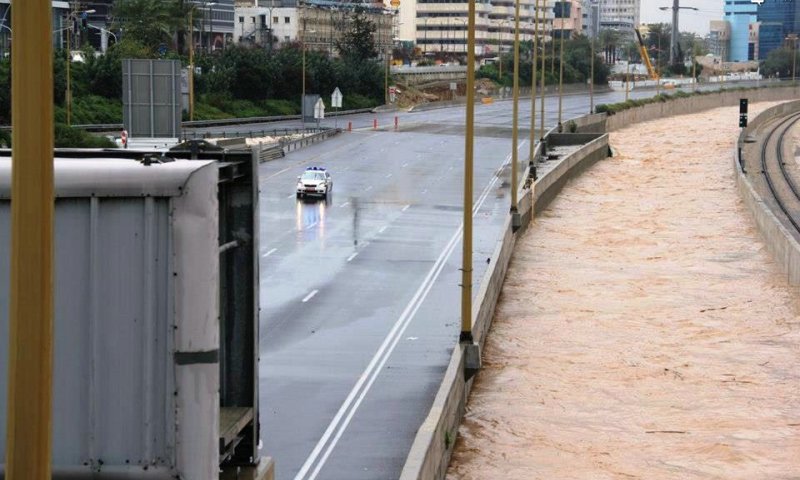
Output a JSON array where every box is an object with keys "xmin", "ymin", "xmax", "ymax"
[
  {"xmin": 306, "ymin": 222, "xmax": 318, "ymax": 230},
  {"xmin": 302, "ymin": 290, "xmax": 319, "ymax": 303},
  {"xmin": 288, "ymin": 194, "xmax": 296, "ymax": 199},
  {"xmin": 402, "ymin": 162, "xmax": 408, "ymax": 167},
  {"xmin": 262, "ymin": 248, "xmax": 277, "ymax": 258},
  {"xmin": 295, "ymin": 142, "xmax": 522, "ymax": 480},
  {"xmin": 366, "ymin": 185, "xmax": 373, "ymax": 191},
  {"xmin": 401, "ymin": 204, "xmax": 410, "ymax": 212},
  {"xmin": 378, "ymin": 226, "xmax": 387, "ymax": 234},
  {"xmin": 422, "ymin": 189, "xmax": 428, "ymax": 194},
  {"xmin": 340, "ymin": 201, "xmax": 350, "ymax": 208},
  {"xmin": 386, "ymin": 173, "xmax": 393, "ymax": 179},
  {"xmin": 347, "ymin": 252, "xmax": 358, "ymax": 262}
]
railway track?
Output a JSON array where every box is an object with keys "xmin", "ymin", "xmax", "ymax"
[{"xmin": 760, "ymin": 112, "xmax": 800, "ymax": 234}]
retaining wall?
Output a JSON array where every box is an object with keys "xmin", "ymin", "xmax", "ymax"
[
  {"xmin": 604, "ymin": 85, "xmax": 800, "ymax": 132},
  {"xmin": 734, "ymin": 100, "xmax": 800, "ymax": 285}
]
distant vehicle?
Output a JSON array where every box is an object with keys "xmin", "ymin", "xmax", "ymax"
[{"xmin": 297, "ymin": 166, "xmax": 332, "ymax": 199}]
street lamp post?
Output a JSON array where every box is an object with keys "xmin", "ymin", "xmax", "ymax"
[
  {"xmin": 301, "ymin": 21, "xmax": 317, "ymax": 127},
  {"xmin": 590, "ymin": 36, "xmax": 594, "ymax": 113},
  {"xmin": 65, "ymin": 8, "xmax": 96, "ymax": 126},
  {"xmin": 557, "ymin": 23, "xmax": 564, "ymax": 129},
  {"xmin": 539, "ymin": 4, "xmax": 546, "ymax": 142},
  {"xmin": 528, "ymin": 0, "xmax": 539, "ymax": 171},
  {"xmin": 511, "ymin": 0, "xmax": 521, "ymax": 214},
  {"xmin": 189, "ymin": 6, "xmax": 195, "ymax": 121}
]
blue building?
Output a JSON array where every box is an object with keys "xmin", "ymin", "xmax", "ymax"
[
  {"xmin": 724, "ymin": 0, "xmax": 758, "ymax": 61},
  {"xmin": 757, "ymin": 0, "xmax": 800, "ymax": 59}
]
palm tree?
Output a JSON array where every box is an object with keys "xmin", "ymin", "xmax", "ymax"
[{"xmin": 599, "ymin": 29, "xmax": 621, "ymax": 64}]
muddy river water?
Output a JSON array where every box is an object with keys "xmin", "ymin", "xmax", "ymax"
[{"xmin": 447, "ymin": 104, "xmax": 800, "ymax": 479}]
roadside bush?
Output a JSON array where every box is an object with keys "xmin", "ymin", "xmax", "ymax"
[
  {"xmin": 55, "ymin": 124, "xmax": 117, "ymax": 148},
  {"xmin": 54, "ymin": 95, "xmax": 123, "ymax": 125}
]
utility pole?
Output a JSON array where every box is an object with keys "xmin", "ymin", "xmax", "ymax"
[
  {"xmin": 669, "ymin": 0, "xmax": 679, "ymax": 66},
  {"xmin": 5, "ymin": 1, "xmax": 55, "ymax": 477},
  {"xmin": 659, "ymin": 1, "xmax": 698, "ymax": 69}
]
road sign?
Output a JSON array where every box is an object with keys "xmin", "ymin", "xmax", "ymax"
[
  {"xmin": 332, "ymin": 87, "xmax": 342, "ymax": 108},
  {"xmin": 390, "ymin": 0, "xmax": 400, "ymax": 7},
  {"xmin": 388, "ymin": 85, "xmax": 397, "ymax": 103},
  {"xmin": 739, "ymin": 98, "xmax": 748, "ymax": 128},
  {"xmin": 314, "ymin": 98, "xmax": 325, "ymax": 119}
]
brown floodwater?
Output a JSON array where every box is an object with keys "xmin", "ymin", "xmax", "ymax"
[{"xmin": 447, "ymin": 103, "xmax": 800, "ymax": 479}]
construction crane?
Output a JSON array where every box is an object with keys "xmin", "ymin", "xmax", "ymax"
[{"xmin": 635, "ymin": 28, "xmax": 659, "ymax": 82}]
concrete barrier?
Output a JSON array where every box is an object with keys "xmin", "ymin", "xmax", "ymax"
[
  {"xmin": 734, "ymin": 100, "xmax": 800, "ymax": 285},
  {"xmin": 605, "ymin": 85, "xmax": 800, "ymax": 132}
]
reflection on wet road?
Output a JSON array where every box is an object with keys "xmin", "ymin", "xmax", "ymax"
[{"xmin": 447, "ymin": 103, "xmax": 800, "ymax": 479}]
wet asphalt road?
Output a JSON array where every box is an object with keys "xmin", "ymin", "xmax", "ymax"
[{"xmin": 257, "ymin": 82, "xmax": 771, "ymax": 480}]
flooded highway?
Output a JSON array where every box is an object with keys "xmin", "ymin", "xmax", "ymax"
[{"xmin": 447, "ymin": 103, "xmax": 800, "ymax": 479}]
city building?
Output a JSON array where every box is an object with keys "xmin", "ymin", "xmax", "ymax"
[
  {"xmin": 233, "ymin": 0, "xmax": 394, "ymax": 56},
  {"xmin": 553, "ymin": 1, "xmax": 583, "ymax": 39},
  {"xmin": 708, "ymin": 19, "xmax": 730, "ymax": 60},
  {"xmin": 581, "ymin": 0, "xmax": 600, "ymax": 38},
  {"xmin": 724, "ymin": 0, "xmax": 757, "ymax": 61},
  {"xmin": 757, "ymin": 0, "xmax": 800, "ymax": 60},
  {"xmin": 192, "ymin": 0, "xmax": 236, "ymax": 52},
  {"xmin": 412, "ymin": 0, "xmax": 553, "ymax": 56},
  {"xmin": 597, "ymin": 0, "xmax": 639, "ymax": 33},
  {"xmin": 0, "ymin": 0, "xmax": 70, "ymax": 57}
]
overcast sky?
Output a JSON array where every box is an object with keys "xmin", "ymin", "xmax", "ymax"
[{"xmin": 640, "ymin": 0, "xmax": 724, "ymax": 36}]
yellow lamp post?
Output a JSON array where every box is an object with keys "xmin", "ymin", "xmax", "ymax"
[
  {"xmin": 5, "ymin": 1, "xmax": 55, "ymax": 478},
  {"xmin": 511, "ymin": 0, "xmax": 521, "ymax": 213}
]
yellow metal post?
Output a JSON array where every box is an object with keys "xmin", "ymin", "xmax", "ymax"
[
  {"xmin": 461, "ymin": 0, "xmax": 476, "ymax": 343},
  {"xmin": 590, "ymin": 36, "xmax": 594, "ymax": 113},
  {"xmin": 625, "ymin": 59, "xmax": 630, "ymax": 101},
  {"xmin": 557, "ymin": 26, "xmax": 564, "ymax": 129},
  {"xmin": 510, "ymin": 0, "xmax": 520, "ymax": 212},
  {"xmin": 5, "ymin": 0, "xmax": 55, "ymax": 479},
  {"xmin": 539, "ymin": 4, "xmax": 546, "ymax": 142},
  {"xmin": 189, "ymin": 7, "xmax": 195, "ymax": 121},
  {"xmin": 528, "ymin": 0, "xmax": 539, "ymax": 165},
  {"xmin": 66, "ymin": 27, "xmax": 71, "ymax": 126}
]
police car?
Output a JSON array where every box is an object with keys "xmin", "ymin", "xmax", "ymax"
[{"xmin": 296, "ymin": 167, "xmax": 332, "ymax": 199}]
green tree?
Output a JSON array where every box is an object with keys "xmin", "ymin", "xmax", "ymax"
[
  {"xmin": 335, "ymin": 7, "xmax": 378, "ymax": 62},
  {"xmin": 644, "ymin": 23, "xmax": 671, "ymax": 73},
  {"xmin": 761, "ymin": 46, "xmax": 799, "ymax": 78},
  {"xmin": 113, "ymin": 0, "xmax": 182, "ymax": 53}
]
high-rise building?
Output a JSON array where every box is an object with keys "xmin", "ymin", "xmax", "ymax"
[
  {"xmin": 553, "ymin": 1, "xmax": 584, "ymax": 39},
  {"xmin": 724, "ymin": 0, "xmax": 757, "ymax": 61},
  {"xmin": 757, "ymin": 0, "xmax": 800, "ymax": 60},
  {"xmin": 582, "ymin": 0, "xmax": 600, "ymax": 38},
  {"xmin": 597, "ymin": 0, "xmax": 639, "ymax": 33},
  {"xmin": 708, "ymin": 19, "xmax": 730, "ymax": 60},
  {"xmin": 412, "ymin": 0, "xmax": 551, "ymax": 56}
]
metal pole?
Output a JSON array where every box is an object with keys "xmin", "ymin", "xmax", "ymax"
[
  {"xmin": 625, "ymin": 57, "xmax": 630, "ymax": 101},
  {"xmin": 498, "ymin": 21, "xmax": 503, "ymax": 81},
  {"xmin": 5, "ymin": 0, "xmax": 55, "ymax": 478},
  {"xmin": 528, "ymin": 0, "xmax": 539, "ymax": 165},
  {"xmin": 793, "ymin": 37, "xmax": 797, "ymax": 86},
  {"xmin": 66, "ymin": 26, "xmax": 71, "ymax": 126},
  {"xmin": 670, "ymin": 0, "xmax": 679, "ymax": 66},
  {"xmin": 189, "ymin": 7, "xmax": 195, "ymax": 121},
  {"xmin": 590, "ymin": 36, "xmax": 594, "ymax": 113},
  {"xmin": 557, "ymin": 24, "xmax": 564, "ymax": 129},
  {"xmin": 302, "ymin": 18, "xmax": 306, "ymax": 127},
  {"xmin": 461, "ymin": 0, "xmax": 476, "ymax": 343},
  {"xmin": 511, "ymin": 0, "xmax": 520, "ymax": 212},
  {"xmin": 539, "ymin": 2, "xmax": 546, "ymax": 142}
]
